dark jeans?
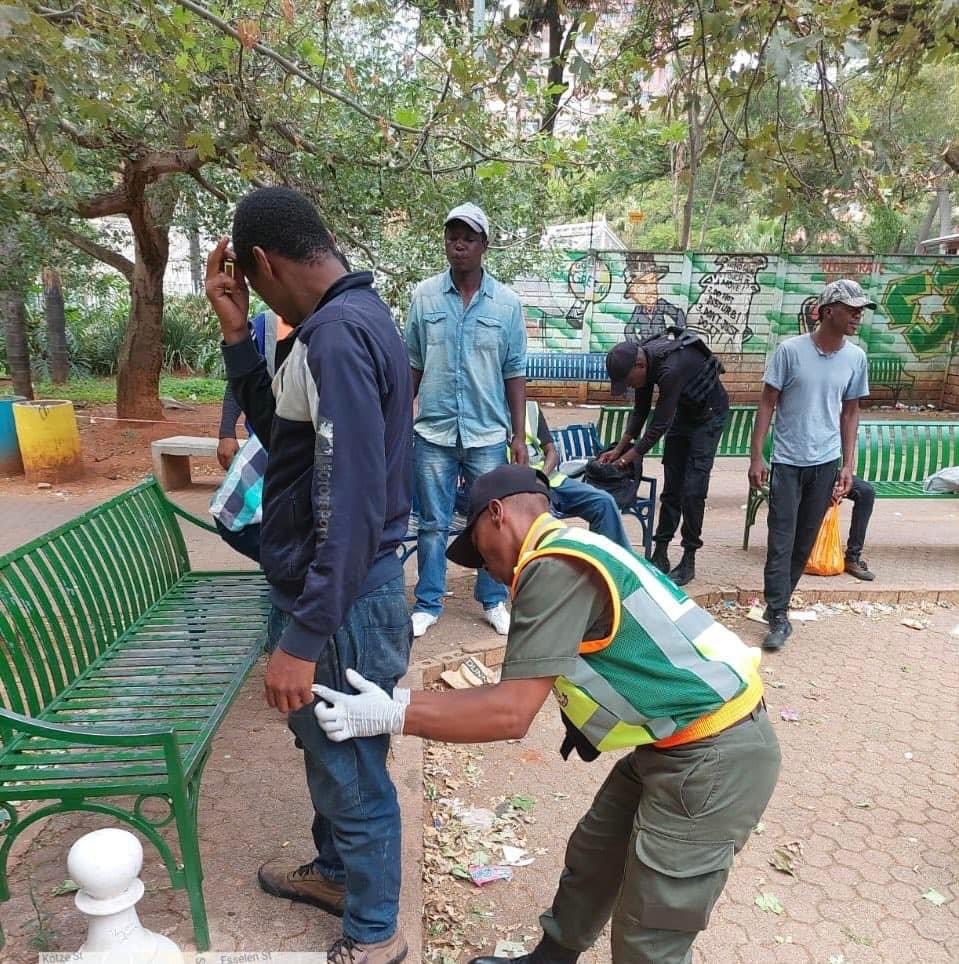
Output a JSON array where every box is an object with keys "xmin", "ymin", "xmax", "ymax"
[
  {"xmin": 763, "ymin": 460, "xmax": 838, "ymax": 614},
  {"xmin": 845, "ymin": 477, "xmax": 875, "ymax": 559},
  {"xmin": 214, "ymin": 518, "xmax": 261, "ymax": 564},
  {"xmin": 654, "ymin": 404, "xmax": 729, "ymax": 551},
  {"xmin": 272, "ymin": 576, "xmax": 413, "ymax": 944}
]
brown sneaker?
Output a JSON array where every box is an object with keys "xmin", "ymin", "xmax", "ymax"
[
  {"xmin": 327, "ymin": 933, "xmax": 408, "ymax": 964},
  {"xmin": 257, "ymin": 858, "xmax": 345, "ymax": 916}
]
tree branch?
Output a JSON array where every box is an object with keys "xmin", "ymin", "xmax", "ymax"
[
  {"xmin": 188, "ymin": 167, "xmax": 230, "ymax": 202},
  {"xmin": 74, "ymin": 187, "xmax": 131, "ymax": 218},
  {"xmin": 51, "ymin": 224, "xmax": 134, "ymax": 280}
]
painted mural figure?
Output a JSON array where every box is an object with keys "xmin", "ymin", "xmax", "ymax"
[{"xmin": 622, "ymin": 254, "xmax": 687, "ymax": 342}]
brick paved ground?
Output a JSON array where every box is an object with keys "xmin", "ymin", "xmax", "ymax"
[{"xmin": 421, "ymin": 605, "xmax": 959, "ymax": 964}]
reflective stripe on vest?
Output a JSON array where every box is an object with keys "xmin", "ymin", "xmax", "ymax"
[
  {"xmin": 512, "ymin": 522, "xmax": 763, "ymax": 751},
  {"xmin": 507, "ymin": 400, "xmax": 565, "ymax": 487}
]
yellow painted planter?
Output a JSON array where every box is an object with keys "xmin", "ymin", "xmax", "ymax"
[{"xmin": 13, "ymin": 399, "xmax": 84, "ymax": 484}]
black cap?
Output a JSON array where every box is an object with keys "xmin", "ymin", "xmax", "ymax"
[
  {"xmin": 446, "ymin": 465, "xmax": 552, "ymax": 569},
  {"xmin": 606, "ymin": 341, "xmax": 641, "ymax": 396}
]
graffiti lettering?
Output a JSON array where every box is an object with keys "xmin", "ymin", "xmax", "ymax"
[
  {"xmin": 821, "ymin": 259, "xmax": 872, "ymax": 276},
  {"xmin": 882, "ymin": 263, "xmax": 959, "ymax": 356}
]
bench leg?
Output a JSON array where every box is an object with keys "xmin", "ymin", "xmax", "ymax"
[
  {"xmin": 743, "ymin": 487, "xmax": 768, "ymax": 550},
  {"xmin": 154, "ymin": 452, "xmax": 192, "ymax": 491},
  {"xmin": 172, "ymin": 771, "xmax": 211, "ymax": 952}
]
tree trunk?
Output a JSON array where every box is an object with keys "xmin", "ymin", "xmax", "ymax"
[
  {"xmin": 0, "ymin": 234, "xmax": 34, "ymax": 399},
  {"xmin": 679, "ymin": 95, "xmax": 700, "ymax": 251},
  {"xmin": 43, "ymin": 266, "xmax": 70, "ymax": 383},
  {"xmin": 115, "ymin": 188, "xmax": 173, "ymax": 421},
  {"xmin": 187, "ymin": 220, "xmax": 203, "ymax": 294},
  {"xmin": 914, "ymin": 194, "xmax": 939, "ymax": 253},
  {"xmin": 1, "ymin": 292, "xmax": 34, "ymax": 400},
  {"xmin": 541, "ymin": 5, "xmax": 564, "ymax": 135}
]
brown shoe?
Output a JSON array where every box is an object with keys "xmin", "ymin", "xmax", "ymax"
[
  {"xmin": 327, "ymin": 932, "xmax": 408, "ymax": 964},
  {"xmin": 257, "ymin": 858, "xmax": 345, "ymax": 916}
]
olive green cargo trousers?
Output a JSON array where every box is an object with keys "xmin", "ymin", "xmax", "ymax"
[{"xmin": 541, "ymin": 706, "xmax": 781, "ymax": 963}]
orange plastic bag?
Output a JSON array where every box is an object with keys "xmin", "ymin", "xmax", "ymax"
[{"xmin": 804, "ymin": 504, "xmax": 844, "ymax": 576}]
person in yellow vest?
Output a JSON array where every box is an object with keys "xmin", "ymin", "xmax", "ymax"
[
  {"xmin": 312, "ymin": 465, "xmax": 781, "ymax": 964},
  {"xmin": 518, "ymin": 400, "xmax": 632, "ymax": 551}
]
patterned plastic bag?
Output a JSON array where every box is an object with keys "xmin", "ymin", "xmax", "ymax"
[{"xmin": 804, "ymin": 504, "xmax": 843, "ymax": 576}]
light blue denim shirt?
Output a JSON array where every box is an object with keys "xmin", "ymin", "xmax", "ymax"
[{"xmin": 406, "ymin": 268, "xmax": 527, "ymax": 448}]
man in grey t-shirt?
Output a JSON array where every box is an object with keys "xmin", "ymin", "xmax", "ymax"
[{"xmin": 749, "ymin": 279, "xmax": 872, "ymax": 651}]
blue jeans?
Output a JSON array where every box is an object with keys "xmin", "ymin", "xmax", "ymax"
[
  {"xmin": 413, "ymin": 435, "xmax": 508, "ymax": 615},
  {"xmin": 551, "ymin": 478, "xmax": 632, "ymax": 551},
  {"xmin": 274, "ymin": 576, "xmax": 412, "ymax": 944}
]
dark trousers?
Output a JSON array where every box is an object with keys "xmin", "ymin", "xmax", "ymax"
[
  {"xmin": 763, "ymin": 460, "xmax": 838, "ymax": 614},
  {"xmin": 845, "ymin": 477, "xmax": 875, "ymax": 559},
  {"xmin": 654, "ymin": 405, "xmax": 729, "ymax": 551}
]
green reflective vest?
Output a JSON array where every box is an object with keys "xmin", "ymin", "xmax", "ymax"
[{"xmin": 511, "ymin": 516, "xmax": 764, "ymax": 752}]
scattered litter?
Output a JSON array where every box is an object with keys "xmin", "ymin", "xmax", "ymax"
[
  {"xmin": 441, "ymin": 657, "xmax": 497, "ymax": 690},
  {"xmin": 904, "ymin": 752, "xmax": 914, "ymax": 760},
  {"xmin": 774, "ymin": 935, "xmax": 794, "ymax": 944},
  {"xmin": 854, "ymin": 800, "xmax": 874, "ymax": 809},
  {"xmin": 502, "ymin": 846, "xmax": 535, "ymax": 866},
  {"xmin": 951, "ymin": 624, "xmax": 959, "ymax": 638},
  {"xmin": 829, "ymin": 955, "xmax": 847, "ymax": 964},
  {"xmin": 789, "ymin": 609, "xmax": 818, "ymax": 622},
  {"xmin": 746, "ymin": 605, "xmax": 768, "ymax": 624},
  {"xmin": 901, "ymin": 618, "xmax": 928, "ymax": 631},
  {"xmin": 509, "ymin": 793, "xmax": 536, "ymax": 813},
  {"xmin": 922, "ymin": 889, "xmax": 948, "ymax": 907},
  {"xmin": 753, "ymin": 821, "xmax": 765, "ymax": 835},
  {"xmin": 493, "ymin": 941, "xmax": 528, "ymax": 958},
  {"xmin": 780, "ymin": 709, "xmax": 801, "ymax": 722},
  {"xmin": 768, "ymin": 681, "xmax": 786, "ymax": 689},
  {"xmin": 459, "ymin": 808, "xmax": 496, "ymax": 832},
  {"xmin": 755, "ymin": 892, "xmax": 784, "ymax": 914},
  {"xmin": 769, "ymin": 841, "xmax": 804, "ymax": 877},
  {"xmin": 37, "ymin": 482, "xmax": 52, "ymax": 490},
  {"xmin": 52, "ymin": 878, "xmax": 79, "ymax": 896},
  {"xmin": 280, "ymin": 840, "xmax": 290, "ymax": 848},
  {"xmin": 468, "ymin": 864, "xmax": 513, "ymax": 887}
]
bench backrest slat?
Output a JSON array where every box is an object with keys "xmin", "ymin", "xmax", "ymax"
[
  {"xmin": 856, "ymin": 421, "xmax": 958, "ymax": 483},
  {"xmin": 0, "ymin": 480, "xmax": 190, "ymax": 722}
]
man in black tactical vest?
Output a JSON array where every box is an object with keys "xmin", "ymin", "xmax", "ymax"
[{"xmin": 600, "ymin": 331, "xmax": 729, "ymax": 586}]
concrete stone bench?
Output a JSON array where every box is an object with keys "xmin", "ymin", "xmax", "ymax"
[{"xmin": 151, "ymin": 435, "xmax": 220, "ymax": 490}]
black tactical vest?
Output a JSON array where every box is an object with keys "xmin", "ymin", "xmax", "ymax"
[{"xmin": 641, "ymin": 328, "xmax": 725, "ymax": 406}]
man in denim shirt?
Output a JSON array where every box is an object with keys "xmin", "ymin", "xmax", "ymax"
[{"xmin": 406, "ymin": 203, "xmax": 528, "ymax": 638}]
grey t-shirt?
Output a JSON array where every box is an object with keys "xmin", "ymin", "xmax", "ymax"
[{"xmin": 764, "ymin": 334, "xmax": 869, "ymax": 466}]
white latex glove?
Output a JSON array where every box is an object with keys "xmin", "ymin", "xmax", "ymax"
[{"xmin": 312, "ymin": 668, "xmax": 410, "ymax": 741}]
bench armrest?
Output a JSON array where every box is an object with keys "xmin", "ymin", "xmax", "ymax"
[{"xmin": 0, "ymin": 708, "xmax": 178, "ymax": 751}]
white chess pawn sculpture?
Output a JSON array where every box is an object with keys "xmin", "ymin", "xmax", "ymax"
[{"xmin": 68, "ymin": 828, "xmax": 182, "ymax": 961}]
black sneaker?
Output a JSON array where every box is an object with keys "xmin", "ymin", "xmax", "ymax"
[
  {"xmin": 762, "ymin": 613, "xmax": 792, "ymax": 651},
  {"xmin": 845, "ymin": 556, "xmax": 875, "ymax": 581}
]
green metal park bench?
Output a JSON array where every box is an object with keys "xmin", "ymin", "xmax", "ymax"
[
  {"xmin": 597, "ymin": 404, "xmax": 758, "ymax": 458},
  {"xmin": 0, "ymin": 478, "xmax": 270, "ymax": 951},
  {"xmin": 743, "ymin": 420, "xmax": 959, "ymax": 549},
  {"xmin": 867, "ymin": 355, "xmax": 915, "ymax": 405}
]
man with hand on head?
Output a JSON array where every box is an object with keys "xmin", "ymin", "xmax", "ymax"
[
  {"xmin": 312, "ymin": 464, "xmax": 781, "ymax": 964},
  {"xmin": 405, "ymin": 202, "xmax": 527, "ymax": 639},
  {"xmin": 749, "ymin": 278, "xmax": 871, "ymax": 652},
  {"xmin": 204, "ymin": 186, "xmax": 412, "ymax": 964}
]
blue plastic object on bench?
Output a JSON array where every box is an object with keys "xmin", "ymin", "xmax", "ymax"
[
  {"xmin": 526, "ymin": 352, "xmax": 608, "ymax": 381},
  {"xmin": 550, "ymin": 423, "xmax": 657, "ymax": 559}
]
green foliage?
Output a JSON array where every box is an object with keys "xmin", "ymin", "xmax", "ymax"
[{"xmin": 33, "ymin": 375, "xmax": 226, "ymax": 405}]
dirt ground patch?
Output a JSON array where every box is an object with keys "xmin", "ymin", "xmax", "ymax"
[{"xmin": 2, "ymin": 401, "xmax": 227, "ymax": 497}]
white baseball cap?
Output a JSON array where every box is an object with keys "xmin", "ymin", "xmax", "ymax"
[{"xmin": 444, "ymin": 202, "xmax": 489, "ymax": 239}]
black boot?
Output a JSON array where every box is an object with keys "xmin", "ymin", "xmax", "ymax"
[
  {"xmin": 762, "ymin": 612, "xmax": 792, "ymax": 651},
  {"xmin": 668, "ymin": 549, "xmax": 696, "ymax": 587},
  {"xmin": 651, "ymin": 541, "xmax": 671, "ymax": 574},
  {"xmin": 470, "ymin": 933, "xmax": 580, "ymax": 964}
]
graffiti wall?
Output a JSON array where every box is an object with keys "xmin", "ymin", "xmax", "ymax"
[{"xmin": 517, "ymin": 251, "xmax": 959, "ymax": 406}]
